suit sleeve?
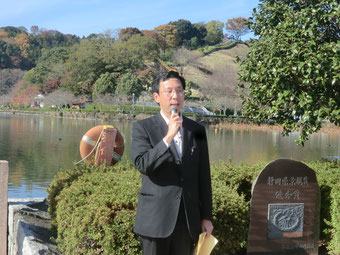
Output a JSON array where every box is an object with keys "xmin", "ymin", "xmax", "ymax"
[
  {"xmin": 198, "ymin": 127, "xmax": 213, "ymax": 221},
  {"xmin": 131, "ymin": 120, "xmax": 172, "ymax": 175}
]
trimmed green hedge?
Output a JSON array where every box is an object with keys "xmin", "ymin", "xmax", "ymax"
[{"xmin": 47, "ymin": 160, "xmax": 340, "ymax": 254}]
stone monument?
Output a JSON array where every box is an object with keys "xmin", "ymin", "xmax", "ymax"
[
  {"xmin": 0, "ymin": 161, "xmax": 9, "ymax": 255},
  {"xmin": 247, "ymin": 159, "xmax": 320, "ymax": 255}
]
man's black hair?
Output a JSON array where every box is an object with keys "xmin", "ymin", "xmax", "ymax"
[{"xmin": 151, "ymin": 71, "xmax": 186, "ymax": 94}]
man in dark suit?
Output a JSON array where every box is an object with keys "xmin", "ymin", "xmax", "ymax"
[{"xmin": 131, "ymin": 71, "xmax": 213, "ymax": 255}]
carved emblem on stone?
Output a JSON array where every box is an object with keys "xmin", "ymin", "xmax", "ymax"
[{"xmin": 267, "ymin": 203, "xmax": 304, "ymax": 239}]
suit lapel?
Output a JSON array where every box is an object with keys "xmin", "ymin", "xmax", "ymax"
[{"xmin": 181, "ymin": 116, "xmax": 192, "ymax": 161}]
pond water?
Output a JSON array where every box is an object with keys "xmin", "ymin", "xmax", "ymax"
[{"xmin": 0, "ymin": 113, "xmax": 338, "ymax": 198}]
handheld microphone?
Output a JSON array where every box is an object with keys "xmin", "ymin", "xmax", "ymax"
[{"xmin": 170, "ymin": 108, "xmax": 177, "ymax": 115}]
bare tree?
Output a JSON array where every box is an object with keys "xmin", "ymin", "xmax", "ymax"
[
  {"xmin": 137, "ymin": 90, "xmax": 155, "ymax": 112},
  {"xmin": 0, "ymin": 94, "xmax": 11, "ymax": 106},
  {"xmin": 93, "ymin": 93, "xmax": 117, "ymax": 112},
  {"xmin": 201, "ymin": 64, "xmax": 241, "ymax": 115},
  {"xmin": 0, "ymin": 69, "xmax": 26, "ymax": 95},
  {"xmin": 44, "ymin": 90, "xmax": 76, "ymax": 108},
  {"xmin": 172, "ymin": 46, "xmax": 202, "ymax": 76}
]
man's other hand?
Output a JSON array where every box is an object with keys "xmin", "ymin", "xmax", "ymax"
[{"xmin": 201, "ymin": 219, "xmax": 214, "ymax": 238}]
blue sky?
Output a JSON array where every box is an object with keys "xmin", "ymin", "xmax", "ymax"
[{"xmin": 1, "ymin": 0, "xmax": 259, "ymax": 39}]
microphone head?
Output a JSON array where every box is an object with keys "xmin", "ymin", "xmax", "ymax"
[{"xmin": 170, "ymin": 108, "xmax": 177, "ymax": 114}]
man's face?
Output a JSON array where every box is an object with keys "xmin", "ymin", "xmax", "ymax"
[{"xmin": 153, "ymin": 78, "xmax": 184, "ymax": 118}]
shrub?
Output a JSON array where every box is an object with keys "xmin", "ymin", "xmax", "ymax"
[
  {"xmin": 47, "ymin": 162, "xmax": 100, "ymax": 232},
  {"xmin": 211, "ymin": 159, "xmax": 340, "ymax": 253},
  {"xmin": 211, "ymin": 160, "xmax": 265, "ymax": 201},
  {"xmin": 49, "ymin": 161, "xmax": 253, "ymax": 254},
  {"xmin": 50, "ymin": 162, "xmax": 141, "ymax": 255},
  {"xmin": 47, "ymin": 160, "xmax": 340, "ymax": 254},
  {"xmin": 211, "ymin": 179, "xmax": 249, "ymax": 254},
  {"xmin": 328, "ymin": 184, "xmax": 340, "ymax": 254},
  {"xmin": 307, "ymin": 160, "xmax": 340, "ymax": 251}
]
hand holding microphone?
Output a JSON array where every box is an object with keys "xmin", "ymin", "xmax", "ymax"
[
  {"xmin": 164, "ymin": 107, "xmax": 182, "ymax": 144},
  {"xmin": 170, "ymin": 107, "xmax": 177, "ymax": 115},
  {"xmin": 170, "ymin": 107, "xmax": 182, "ymax": 131}
]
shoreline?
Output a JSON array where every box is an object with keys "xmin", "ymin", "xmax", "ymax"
[{"xmin": 1, "ymin": 109, "xmax": 339, "ymax": 135}]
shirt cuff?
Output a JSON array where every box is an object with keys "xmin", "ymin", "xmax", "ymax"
[{"xmin": 163, "ymin": 138, "xmax": 170, "ymax": 148}]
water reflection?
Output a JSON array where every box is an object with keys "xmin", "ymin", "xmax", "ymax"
[
  {"xmin": 0, "ymin": 113, "xmax": 339, "ymax": 198},
  {"xmin": 208, "ymin": 126, "xmax": 339, "ymax": 163}
]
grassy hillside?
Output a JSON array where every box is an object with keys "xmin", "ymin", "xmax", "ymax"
[{"xmin": 183, "ymin": 42, "xmax": 249, "ymax": 102}]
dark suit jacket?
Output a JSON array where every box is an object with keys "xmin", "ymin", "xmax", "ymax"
[{"xmin": 131, "ymin": 113, "xmax": 212, "ymax": 241}]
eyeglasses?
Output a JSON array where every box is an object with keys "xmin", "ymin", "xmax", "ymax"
[{"xmin": 161, "ymin": 90, "xmax": 184, "ymax": 97}]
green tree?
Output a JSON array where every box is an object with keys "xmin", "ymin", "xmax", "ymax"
[
  {"xmin": 204, "ymin": 20, "xmax": 224, "ymax": 45},
  {"xmin": 1, "ymin": 26, "xmax": 27, "ymax": 37},
  {"xmin": 23, "ymin": 47, "xmax": 70, "ymax": 91},
  {"xmin": 92, "ymin": 72, "xmax": 118, "ymax": 97},
  {"xmin": 168, "ymin": 20, "xmax": 208, "ymax": 49},
  {"xmin": 27, "ymin": 29, "xmax": 79, "ymax": 66},
  {"xmin": 63, "ymin": 39, "xmax": 106, "ymax": 95},
  {"xmin": 192, "ymin": 22, "xmax": 207, "ymax": 47},
  {"xmin": 104, "ymin": 34, "xmax": 158, "ymax": 73},
  {"xmin": 0, "ymin": 40, "xmax": 21, "ymax": 68},
  {"xmin": 116, "ymin": 73, "xmax": 143, "ymax": 98},
  {"xmin": 239, "ymin": 0, "xmax": 340, "ymax": 145},
  {"xmin": 169, "ymin": 19, "xmax": 195, "ymax": 46}
]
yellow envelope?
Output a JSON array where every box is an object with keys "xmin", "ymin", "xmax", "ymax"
[{"xmin": 193, "ymin": 232, "xmax": 218, "ymax": 255}]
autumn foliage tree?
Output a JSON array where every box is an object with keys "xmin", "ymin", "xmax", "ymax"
[
  {"xmin": 43, "ymin": 79, "xmax": 60, "ymax": 94},
  {"xmin": 154, "ymin": 24, "xmax": 180, "ymax": 51},
  {"xmin": 11, "ymin": 83, "xmax": 39, "ymax": 106},
  {"xmin": 225, "ymin": 17, "xmax": 250, "ymax": 41},
  {"xmin": 119, "ymin": 27, "xmax": 142, "ymax": 41},
  {"xmin": 141, "ymin": 30, "xmax": 166, "ymax": 52}
]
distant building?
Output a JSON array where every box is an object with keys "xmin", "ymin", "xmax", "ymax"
[{"xmin": 33, "ymin": 94, "xmax": 45, "ymax": 108}]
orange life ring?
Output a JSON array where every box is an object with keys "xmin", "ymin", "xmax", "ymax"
[{"xmin": 79, "ymin": 125, "xmax": 124, "ymax": 166}]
